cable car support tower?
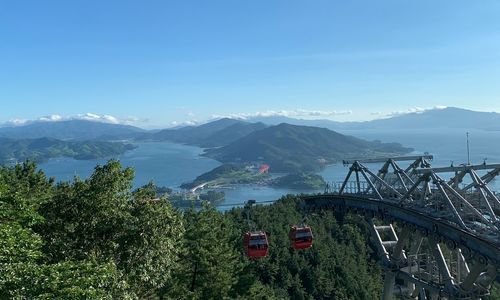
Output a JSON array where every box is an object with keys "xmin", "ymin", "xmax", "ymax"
[{"xmin": 303, "ymin": 155, "xmax": 500, "ymax": 299}]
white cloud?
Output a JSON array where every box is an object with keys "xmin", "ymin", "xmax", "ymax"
[
  {"xmin": 1, "ymin": 119, "xmax": 29, "ymax": 127},
  {"xmin": 211, "ymin": 109, "xmax": 352, "ymax": 120},
  {"xmin": 79, "ymin": 113, "xmax": 120, "ymax": 124},
  {"xmin": 38, "ymin": 114, "xmax": 63, "ymax": 122},
  {"xmin": 385, "ymin": 105, "xmax": 447, "ymax": 118},
  {"xmin": 169, "ymin": 120, "xmax": 199, "ymax": 127},
  {"xmin": 1, "ymin": 113, "xmax": 146, "ymax": 127}
]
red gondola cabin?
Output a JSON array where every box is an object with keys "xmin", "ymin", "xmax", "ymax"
[
  {"xmin": 290, "ymin": 226, "xmax": 313, "ymax": 250},
  {"xmin": 244, "ymin": 231, "xmax": 269, "ymax": 258}
]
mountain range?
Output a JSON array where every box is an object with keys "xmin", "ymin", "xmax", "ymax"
[
  {"xmin": 245, "ymin": 107, "xmax": 500, "ymax": 131},
  {"xmin": 143, "ymin": 118, "xmax": 267, "ymax": 147},
  {"xmin": 2, "ymin": 107, "xmax": 498, "ymax": 142},
  {"xmin": 1, "ymin": 107, "xmax": 496, "ymax": 169}
]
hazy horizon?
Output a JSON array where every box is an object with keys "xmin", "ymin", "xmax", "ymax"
[{"xmin": 3, "ymin": 105, "xmax": 500, "ymax": 130}]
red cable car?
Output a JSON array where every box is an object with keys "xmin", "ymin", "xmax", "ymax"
[
  {"xmin": 290, "ymin": 225, "xmax": 313, "ymax": 250},
  {"xmin": 244, "ymin": 231, "xmax": 269, "ymax": 258}
]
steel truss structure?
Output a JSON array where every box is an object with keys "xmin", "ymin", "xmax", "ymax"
[{"xmin": 304, "ymin": 156, "xmax": 500, "ymax": 299}]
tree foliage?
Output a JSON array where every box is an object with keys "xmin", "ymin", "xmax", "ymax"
[
  {"xmin": 1, "ymin": 160, "xmax": 183, "ymax": 298},
  {"xmin": 226, "ymin": 196, "xmax": 383, "ymax": 299},
  {"xmin": 165, "ymin": 203, "xmax": 242, "ymax": 299},
  {"xmin": 1, "ymin": 160, "xmax": 392, "ymax": 299}
]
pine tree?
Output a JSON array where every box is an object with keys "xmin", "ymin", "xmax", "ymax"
[{"xmin": 166, "ymin": 203, "xmax": 242, "ymax": 299}]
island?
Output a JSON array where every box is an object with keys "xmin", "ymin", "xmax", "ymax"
[
  {"xmin": 180, "ymin": 163, "xmax": 270, "ymax": 190},
  {"xmin": 155, "ymin": 186, "xmax": 173, "ymax": 197},
  {"xmin": 271, "ymin": 173, "xmax": 327, "ymax": 190},
  {"xmin": 169, "ymin": 190, "xmax": 225, "ymax": 207},
  {"xmin": 179, "ymin": 162, "xmax": 329, "ymax": 192},
  {"xmin": 199, "ymin": 190, "xmax": 225, "ymax": 202}
]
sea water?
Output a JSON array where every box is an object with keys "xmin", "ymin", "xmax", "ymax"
[{"xmin": 38, "ymin": 129, "xmax": 500, "ymax": 207}]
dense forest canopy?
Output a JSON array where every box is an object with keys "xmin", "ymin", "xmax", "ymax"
[{"xmin": 1, "ymin": 160, "xmax": 498, "ymax": 299}]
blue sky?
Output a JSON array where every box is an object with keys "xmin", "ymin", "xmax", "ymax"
[{"xmin": 1, "ymin": 0, "xmax": 499, "ymax": 128}]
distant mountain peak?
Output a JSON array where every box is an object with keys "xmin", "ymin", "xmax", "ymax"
[{"xmin": 246, "ymin": 107, "xmax": 500, "ymax": 131}]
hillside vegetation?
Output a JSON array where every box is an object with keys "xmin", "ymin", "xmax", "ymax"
[
  {"xmin": 0, "ymin": 160, "xmax": 385, "ymax": 299},
  {"xmin": 272, "ymin": 173, "xmax": 327, "ymax": 190},
  {"xmin": 0, "ymin": 137, "xmax": 136, "ymax": 164},
  {"xmin": 205, "ymin": 123, "xmax": 411, "ymax": 172}
]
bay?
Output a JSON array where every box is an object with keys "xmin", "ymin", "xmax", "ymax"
[
  {"xmin": 38, "ymin": 142, "xmax": 221, "ymax": 189},
  {"xmin": 38, "ymin": 129, "xmax": 500, "ymax": 208}
]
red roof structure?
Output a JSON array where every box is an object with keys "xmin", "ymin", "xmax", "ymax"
[{"xmin": 258, "ymin": 164, "xmax": 270, "ymax": 174}]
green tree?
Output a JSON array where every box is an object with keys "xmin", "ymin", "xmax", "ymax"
[
  {"xmin": 2, "ymin": 161, "xmax": 389, "ymax": 298},
  {"xmin": 0, "ymin": 222, "xmax": 42, "ymax": 298},
  {"xmin": 0, "ymin": 162, "xmax": 129, "ymax": 299},
  {"xmin": 226, "ymin": 195, "xmax": 383, "ymax": 299},
  {"xmin": 39, "ymin": 160, "xmax": 135, "ymax": 262},
  {"xmin": 489, "ymin": 283, "xmax": 500, "ymax": 299},
  {"xmin": 166, "ymin": 203, "xmax": 242, "ymax": 299},
  {"xmin": 120, "ymin": 182, "xmax": 184, "ymax": 297},
  {"xmin": 34, "ymin": 260, "xmax": 129, "ymax": 299},
  {"xmin": 0, "ymin": 162, "xmax": 50, "ymax": 298},
  {"xmin": 37, "ymin": 160, "xmax": 184, "ymax": 297},
  {"xmin": 0, "ymin": 161, "xmax": 53, "ymax": 227}
]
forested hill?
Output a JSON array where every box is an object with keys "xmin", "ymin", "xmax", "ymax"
[
  {"xmin": 204, "ymin": 123, "xmax": 412, "ymax": 172},
  {"xmin": 0, "ymin": 137, "xmax": 136, "ymax": 164},
  {"xmin": 1, "ymin": 160, "xmax": 499, "ymax": 299},
  {"xmin": 0, "ymin": 160, "xmax": 383, "ymax": 299}
]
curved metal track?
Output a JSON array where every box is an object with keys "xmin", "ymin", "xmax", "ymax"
[
  {"xmin": 302, "ymin": 194, "xmax": 500, "ymax": 264},
  {"xmin": 302, "ymin": 156, "xmax": 500, "ymax": 300}
]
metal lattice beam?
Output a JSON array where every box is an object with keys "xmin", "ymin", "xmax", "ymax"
[{"xmin": 302, "ymin": 156, "xmax": 500, "ymax": 299}]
